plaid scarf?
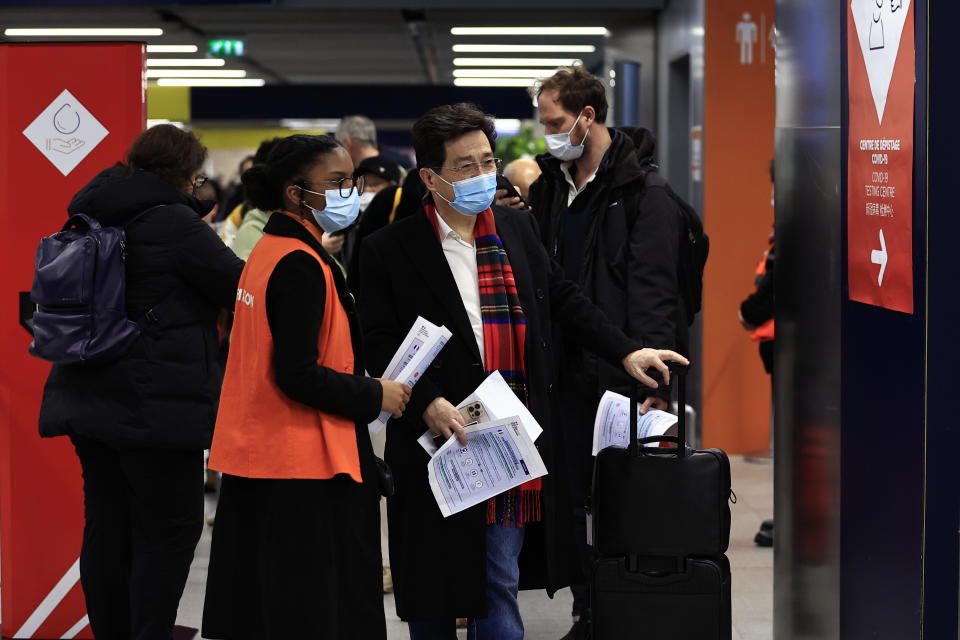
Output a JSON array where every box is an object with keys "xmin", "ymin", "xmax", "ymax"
[{"xmin": 425, "ymin": 204, "xmax": 541, "ymax": 526}]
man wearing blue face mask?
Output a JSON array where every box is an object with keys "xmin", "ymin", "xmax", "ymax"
[
  {"xmin": 527, "ymin": 66, "xmax": 691, "ymax": 640},
  {"xmin": 358, "ymin": 103, "xmax": 687, "ymax": 640}
]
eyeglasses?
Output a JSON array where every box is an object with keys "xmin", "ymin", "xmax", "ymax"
[
  {"xmin": 192, "ymin": 174, "xmax": 208, "ymax": 190},
  {"xmin": 436, "ymin": 157, "xmax": 502, "ymax": 178},
  {"xmin": 300, "ymin": 175, "xmax": 366, "ymax": 198}
]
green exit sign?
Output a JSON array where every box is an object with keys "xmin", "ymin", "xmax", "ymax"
[{"xmin": 209, "ymin": 39, "xmax": 245, "ymax": 56}]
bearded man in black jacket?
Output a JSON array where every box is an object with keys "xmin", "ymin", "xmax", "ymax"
[{"xmin": 526, "ymin": 67, "xmax": 689, "ymax": 640}]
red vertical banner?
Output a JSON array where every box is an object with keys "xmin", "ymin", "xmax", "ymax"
[
  {"xmin": 0, "ymin": 43, "xmax": 145, "ymax": 639},
  {"xmin": 847, "ymin": 0, "xmax": 915, "ymax": 313}
]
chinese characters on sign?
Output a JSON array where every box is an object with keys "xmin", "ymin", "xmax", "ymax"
[{"xmin": 847, "ymin": 0, "xmax": 914, "ymax": 313}]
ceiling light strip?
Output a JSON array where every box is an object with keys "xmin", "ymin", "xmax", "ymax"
[
  {"xmin": 453, "ymin": 44, "xmax": 596, "ymax": 53},
  {"xmin": 453, "ymin": 78, "xmax": 539, "ymax": 87},
  {"xmin": 4, "ymin": 28, "xmax": 163, "ymax": 37},
  {"xmin": 453, "ymin": 69, "xmax": 555, "ymax": 78},
  {"xmin": 147, "ymin": 69, "xmax": 247, "ymax": 78},
  {"xmin": 155, "ymin": 78, "xmax": 265, "ymax": 87},
  {"xmin": 147, "ymin": 58, "xmax": 225, "ymax": 67},
  {"xmin": 453, "ymin": 57, "xmax": 581, "ymax": 67},
  {"xmin": 146, "ymin": 45, "xmax": 198, "ymax": 53},
  {"xmin": 451, "ymin": 27, "xmax": 608, "ymax": 36}
]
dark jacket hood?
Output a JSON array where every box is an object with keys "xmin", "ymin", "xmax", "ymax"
[
  {"xmin": 535, "ymin": 126, "xmax": 658, "ymax": 191},
  {"xmin": 616, "ymin": 126, "xmax": 657, "ymax": 167},
  {"xmin": 68, "ymin": 164, "xmax": 213, "ymax": 225}
]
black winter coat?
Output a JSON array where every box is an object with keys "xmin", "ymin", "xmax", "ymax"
[
  {"xmin": 38, "ymin": 166, "xmax": 244, "ymax": 450},
  {"xmin": 358, "ymin": 205, "xmax": 639, "ymax": 620},
  {"xmin": 528, "ymin": 127, "xmax": 687, "ymax": 403}
]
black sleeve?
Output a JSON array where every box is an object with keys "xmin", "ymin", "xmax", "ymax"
[
  {"xmin": 266, "ymin": 251, "xmax": 382, "ymax": 423},
  {"xmin": 740, "ymin": 253, "xmax": 775, "ymax": 326},
  {"xmin": 526, "ymin": 176, "xmax": 546, "ymax": 236},
  {"xmin": 358, "ymin": 236, "xmax": 441, "ymax": 424},
  {"xmin": 627, "ymin": 186, "xmax": 682, "ymax": 351},
  {"xmin": 167, "ymin": 206, "xmax": 245, "ymax": 308},
  {"xmin": 626, "ymin": 187, "xmax": 683, "ymax": 400},
  {"xmin": 523, "ymin": 214, "xmax": 641, "ymax": 363}
]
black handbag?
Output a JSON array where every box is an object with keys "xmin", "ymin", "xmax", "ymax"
[
  {"xmin": 590, "ymin": 363, "xmax": 733, "ymax": 558},
  {"xmin": 374, "ymin": 456, "xmax": 395, "ymax": 498}
]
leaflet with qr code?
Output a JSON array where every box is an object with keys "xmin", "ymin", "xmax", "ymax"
[
  {"xmin": 428, "ymin": 416, "xmax": 547, "ymax": 518},
  {"xmin": 417, "ymin": 371, "xmax": 543, "ymax": 456}
]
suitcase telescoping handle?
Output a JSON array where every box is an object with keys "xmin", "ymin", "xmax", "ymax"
[{"xmin": 628, "ymin": 361, "xmax": 689, "ymax": 458}]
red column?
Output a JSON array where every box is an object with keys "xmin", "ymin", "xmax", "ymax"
[{"xmin": 0, "ymin": 43, "xmax": 145, "ymax": 639}]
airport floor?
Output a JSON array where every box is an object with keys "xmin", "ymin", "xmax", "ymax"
[{"xmin": 176, "ymin": 455, "xmax": 773, "ymax": 639}]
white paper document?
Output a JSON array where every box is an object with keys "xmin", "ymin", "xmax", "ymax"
[
  {"xmin": 592, "ymin": 390, "xmax": 679, "ymax": 455},
  {"xmin": 368, "ymin": 317, "xmax": 452, "ymax": 434},
  {"xmin": 417, "ymin": 371, "xmax": 543, "ymax": 456},
  {"xmin": 428, "ymin": 415, "xmax": 548, "ymax": 518}
]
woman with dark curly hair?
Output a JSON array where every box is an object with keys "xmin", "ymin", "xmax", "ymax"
[{"xmin": 38, "ymin": 124, "xmax": 244, "ymax": 639}]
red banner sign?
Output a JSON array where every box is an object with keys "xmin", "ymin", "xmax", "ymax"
[
  {"xmin": 0, "ymin": 43, "xmax": 145, "ymax": 639},
  {"xmin": 847, "ymin": 0, "xmax": 915, "ymax": 313}
]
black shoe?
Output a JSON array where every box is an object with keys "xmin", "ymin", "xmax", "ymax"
[
  {"xmin": 560, "ymin": 619, "xmax": 588, "ymax": 640},
  {"xmin": 755, "ymin": 528, "xmax": 773, "ymax": 547},
  {"xmin": 761, "ymin": 518, "xmax": 774, "ymax": 531}
]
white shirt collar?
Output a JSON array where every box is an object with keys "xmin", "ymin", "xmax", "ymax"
[
  {"xmin": 561, "ymin": 160, "xmax": 599, "ymax": 204},
  {"xmin": 435, "ymin": 210, "xmax": 457, "ymax": 238},
  {"xmin": 435, "ymin": 210, "xmax": 474, "ymax": 247}
]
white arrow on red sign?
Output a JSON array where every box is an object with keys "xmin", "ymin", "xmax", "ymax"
[{"xmin": 871, "ymin": 229, "xmax": 888, "ymax": 286}]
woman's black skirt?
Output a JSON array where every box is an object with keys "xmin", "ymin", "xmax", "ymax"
[{"xmin": 201, "ymin": 473, "xmax": 385, "ymax": 640}]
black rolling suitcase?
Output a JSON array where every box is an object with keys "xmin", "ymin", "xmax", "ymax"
[
  {"xmin": 592, "ymin": 555, "xmax": 731, "ymax": 640},
  {"xmin": 590, "ymin": 363, "xmax": 732, "ymax": 558},
  {"xmin": 588, "ymin": 363, "xmax": 733, "ymax": 640}
]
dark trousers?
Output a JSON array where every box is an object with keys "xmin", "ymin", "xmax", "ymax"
[
  {"xmin": 556, "ymin": 374, "xmax": 601, "ymax": 621},
  {"xmin": 70, "ymin": 435, "xmax": 204, "ymax": 640}
]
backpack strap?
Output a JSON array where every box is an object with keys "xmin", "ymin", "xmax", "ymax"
[
  {"xmin": 61, "ymin": 213, "xmax": 102, "ymax": 232},
  {"xmin": 135, "ymin": 291, "xmax": 180, "ymax": 330},
  {"xmin": 63, "ymin": 205, "xmax": 166, "ymax": 233},
  {"xmin": 624, "ymin": 163, "xmax": 661, "ymax": 232}
]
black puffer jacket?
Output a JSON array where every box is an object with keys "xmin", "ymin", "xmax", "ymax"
[
  {"xmin": 528, "ymin": 127, "xmax": 687, "ymax": 402},
  {"xmin": 38, "ymin": 166, "xmax": 244, "ymax": 450}
]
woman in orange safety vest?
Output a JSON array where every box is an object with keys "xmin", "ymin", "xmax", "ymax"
[
  {"xmin": 201, "ymin": 134, "xmax": 410, "ymax": 640},
  {"xmin": 739, "ymin": 237, "xmax": 775, "ymax": 375}
]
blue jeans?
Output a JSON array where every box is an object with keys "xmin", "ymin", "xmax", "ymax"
[{"xmin": 408, "ymin": 524, "xmax": 526, "ymax": 640}]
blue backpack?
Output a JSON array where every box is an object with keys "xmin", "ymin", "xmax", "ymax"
[{"xmin": 29, "ymin": 208, "xmax": 160, "ymax": 364}]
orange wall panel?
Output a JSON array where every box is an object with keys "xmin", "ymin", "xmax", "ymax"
[{"xmin": 702, "ymin": 1, "xmax": 776, "ymax": 453}]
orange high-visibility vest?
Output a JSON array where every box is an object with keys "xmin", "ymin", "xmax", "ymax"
[
  {"xmin": 750, "ymin": 248, "xmax": 775, "ymax": 343},
  {"xmin": 209, "ymin": 232, "xmax": 362, "ymax": 482}
]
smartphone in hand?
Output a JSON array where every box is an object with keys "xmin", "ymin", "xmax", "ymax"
[{"xmin": 495, "ymin": 175, "xmax": 530, "ymax": 211}]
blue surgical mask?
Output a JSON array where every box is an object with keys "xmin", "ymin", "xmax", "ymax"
[
  {"xmin": 431, "ymin": 170, "xmax": 497, "ymax": 216},
  {"xmin": 544, "ymin": 110, "xmax": 589, "ymax": 161},
  {"xmin": 298, "ymin": 185, "xmax": 360, "ymax": 232}
]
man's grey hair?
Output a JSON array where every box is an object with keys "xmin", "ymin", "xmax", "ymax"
[{"xmin": 335, "ymin": 115, "xmax": 378, "ymax": 148}]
